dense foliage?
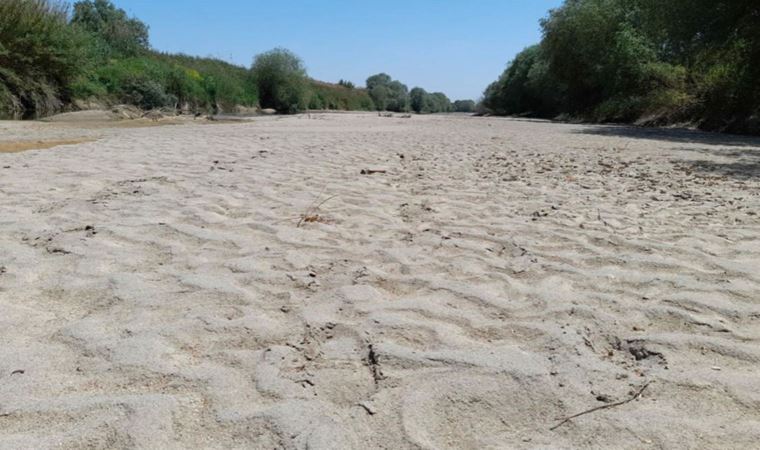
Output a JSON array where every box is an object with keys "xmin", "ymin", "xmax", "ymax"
[
  {"xmin": 410, "ymin": 87, "xmax": 453, "ymax": 113},
  {"xmin": 72, "ymin": 0, "xmax": 149, "ymax": 57},
  {"xmin": 366, "ymin": 73, "xmax": 409, "ymax": 112},
  {"xmin": 453, "ymin": 100, "xmax": 476, "ymax": 113},
  {"xmin": 251, "ymin": 48, "xmax": 309, "ymax": 113},
  {"xmin": 0, "ymin": 0, "xmax": 467, "ymax": 118},
  {"xmin": 0, "ymin": 0, "xmax": 88, "ymax": 117},
  {"xmin": 482, "ymin": 0, "xmax": 760, "ymax": 134},
  {"xmin": 308, "ymin": 81, "xmax": 375, "ymax": 111},
  {"xmin": 0, "ymin": 0, "xmax": 258, "ymax": 117}
]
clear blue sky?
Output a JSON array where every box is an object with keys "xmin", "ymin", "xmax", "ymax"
[{"xmin": 111, "ymin": 0, "xmax": 563, "ymax": 100}]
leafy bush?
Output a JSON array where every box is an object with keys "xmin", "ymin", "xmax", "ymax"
[
  {"xmin": 0, "ymin": 0, "xmax": 88, "ymax": 117},
  {"xmin": 152, "ymin": 52, "xmax": 258, "ymax": 110},
  {"xmin": 309, "ymin": 81, "xmax": 374, "ymax": 111},
  {"xmin": 118, "ymin": 78, "xmax": 173, "ymax": 109},
  {"xmin": 251, "ymin": 48, "xmax": 309, "ymax": 113}
]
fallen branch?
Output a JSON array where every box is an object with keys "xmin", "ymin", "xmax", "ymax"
[{"xmin": 550, "ymin": 381, "xmax": 652, "ymax": 431}]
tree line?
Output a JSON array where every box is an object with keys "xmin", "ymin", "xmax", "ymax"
[
  {"xmin": 481, "ymin": 0, "xmax": 760, "ymax": 134},
  {"xmin": 0, "ymin": 0, "xmax": 473, "ymax": 119}
]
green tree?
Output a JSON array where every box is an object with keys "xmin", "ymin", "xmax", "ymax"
[
  {"xmin": 366, "ymin": 73, "xmax": 408, "ymax": 112},
  {"xmin": 410, "ymin": 87, "xmax": 427, "ymax": 113},
  {"xmin": 71, "ymin": 0, "xmax": 149, "ymax": 57},
  {"xmin": 366, "ymin": 73, "xmax": 392, "ymax": 90},
  {"xmin": 428, "ymin": 92, "xmax": 452, "ymax": 113},
  {"xmin": 453, "ymin": 100, "xmax": 476, "ymax": 113},
  {"xmin": 482, "ymin": 45, "xmax": 563, "ymax": 117},
  {"xmin": 251, "ymin": 48, "xmax": 309, "ymax": 113}
]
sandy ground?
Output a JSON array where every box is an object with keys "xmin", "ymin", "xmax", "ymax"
[{"xmin": 1, "ymin": 113, "xmax": 759, "ymax": 449}]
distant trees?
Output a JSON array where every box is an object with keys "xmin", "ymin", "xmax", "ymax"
[
  {"xmin": 453, "ymin": 99, "xmax": 476, "ymax": 113},
  {"xmin": 428, "ymin": 92, "xmax": 452, "ymax": 113},
  {"xmin": 0, "ymin": 0, "xmax": 462, "ymax": 119},
  {"xmin": 337, "ymin": 79, "xmax": 355, "ymax": 89},
  {"xmin": 308, "ymin": 80, "xmax": 375, "ymax": 111},
  {"xmin": 481, "ymin": 0, "xmax": 760, "ymax": 134},
  {"xmin": 67, "ymin": 0, "xmax": 258, "ymax": 112},
  {"xmin": 367, "ymin": 73, "xmax": 409, "ymax": 112},
  {"xmin": 251, "ymin": 48, "xmax": 309, "ymax": 113},
  {"xmin": 410, "ymin": 87, "xmax": 454, "ymax": 113}
]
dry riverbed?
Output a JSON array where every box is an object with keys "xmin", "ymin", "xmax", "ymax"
[{"xmin": 1, "ymin": 113, "xmax": 759, "ymax": 448}]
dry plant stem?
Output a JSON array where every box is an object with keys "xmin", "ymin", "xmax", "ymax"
[
  {"xmin": 550, "ymin": 382, "xmax": 652, "ymax": 431},
  {"xmin": 297, "ymin": 195, "xmax": 337, "ymax": 228}
]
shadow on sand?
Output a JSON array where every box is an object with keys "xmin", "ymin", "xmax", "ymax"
[
  {"xmin": 574, "ymin": 124, "xmax": 760, "ymax": 148},
  {"xmin": 573, "ymin": 124, "xmax": 760, "ymax": 180},
  {"xmin": 678, "ymin": 155, "xmax": 760, "ymax": 180}
]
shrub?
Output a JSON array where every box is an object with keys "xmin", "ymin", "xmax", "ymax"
[
  {"xmin": 251, "ymin": 48, "xmax": 309, "ymax": 113},
  {"xmin": 308, "ymin": 81, "xmax": 375, "ymax": 111},
  {"xmin": 152, "ymin": 52, "xmax": 258, "ymax": 110},
  {"xmin": 0, "ymin": 0, "xmax": 88, "ymax": 117},
  {"xmin": 120, "ymin": 78, "xmax": 175, "ymax": 109}
]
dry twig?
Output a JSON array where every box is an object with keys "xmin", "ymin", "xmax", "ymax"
[
  {"xmin": 550, "ymin": 382, "xmax": 652, "ymax": 431},
  {"xmin": 296, "ymin": 194, "xmax": 337, "ymax": 228}
]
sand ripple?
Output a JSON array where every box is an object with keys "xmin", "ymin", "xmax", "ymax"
[{"xmin": 1, "ymin": 114, "xmax": 759, "ymax": 448}]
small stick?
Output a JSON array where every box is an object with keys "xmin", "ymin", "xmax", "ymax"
[
  {"xmin": 550, "ymin": 382, "xmax": 652, "ymax": 431},
  {"xmin": 297, "ymin": 195, "xmax": 337, "ymax": 228}
]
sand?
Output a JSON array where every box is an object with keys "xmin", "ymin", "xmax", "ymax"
[{"xmin": 1, "ymin": 113, "xmax": 759, "ymax": 449}]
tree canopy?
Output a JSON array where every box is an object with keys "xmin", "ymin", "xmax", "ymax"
[
  {"xmin": 251, "ymin": 48, "xmax": 309, "ymax": 113},
  {"xmin": 72, "ymin": 0, "xmax": 149, "ymax": 57},
  {"xmin": 482, "ymin": 0, "xmax": 760, "ymax": 134},
  {"xmin": 366, "ymin": 73, "xmax": 409, "ymax": 112}
]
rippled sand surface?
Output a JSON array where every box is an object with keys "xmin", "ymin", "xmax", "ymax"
[{"xmin": 1, "ymin": 113, "xmax": 759, "ymax": 448}]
